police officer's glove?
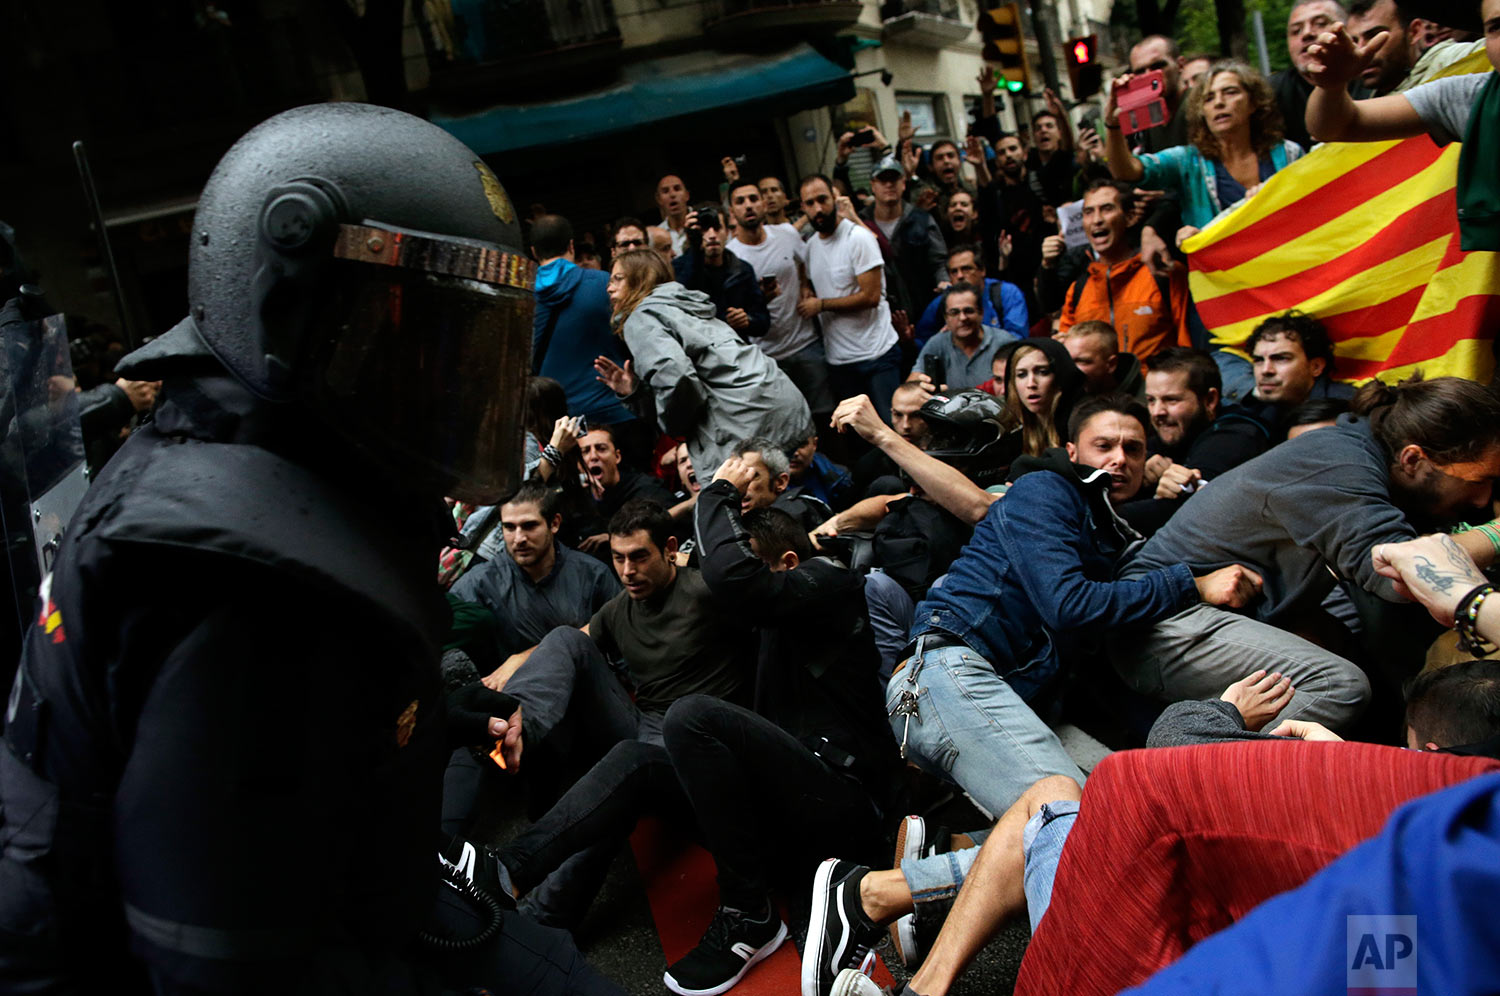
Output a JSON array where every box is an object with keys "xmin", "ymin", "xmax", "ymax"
[{"xmin": 446, "ymin": 681, "xmax": 520, "ymax": 750}]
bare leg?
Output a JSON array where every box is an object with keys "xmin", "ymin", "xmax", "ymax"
[
  {"xmin": 859, "ymin": 868, "xmax": 914, "ymax": 923},
  {"xmin": 907, "ymin": 775, "xmax": 1082, "ymax": 996}
]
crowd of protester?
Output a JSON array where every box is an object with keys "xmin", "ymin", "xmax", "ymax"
[{"xmin": 432, "ymin": 3, "xmax": 1500, "ymax": 994}]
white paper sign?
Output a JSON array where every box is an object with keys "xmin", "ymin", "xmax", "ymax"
[{"xmin": 1058, "ymin": 198, "xmax": 1088, "ymax": 249}]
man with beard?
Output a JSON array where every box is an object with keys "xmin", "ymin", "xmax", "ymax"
[
  {"xmin": 726, "ymin": 180, "xmax": 834, "ymax": 421},
  {"xmin": 927, "ymin": 140, "xmax": 975, "ymax": 204},
  {"xmin": 1119, "ymin": 347, "xmax": 1272, "ymax": 534},
  {"xmin": 577, "ymin": 426, "xmax": 675, "ymax": 555},
  {"xmin": 1054, "ymin": 181, "xmax": 1190, "ymax": 359},
  {"xmin": 451, "ymin": 481, "xmax": 621, "ymax": 685},
  {"xmin": 1346, "ymin": 0, "xmax": 1419, "ymax": 95},
  {"xmin": 1112, "ymin": 375, "xmax": 1500, "ymax": 733},
  {"xmin": 798, "ymin": 174, "xmax": 902, "ymax": 422},
  {"xmin": 992, "ymin": 134, "xmax": 1052, "ymax": 310}
]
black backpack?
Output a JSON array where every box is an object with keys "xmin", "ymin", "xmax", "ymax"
[{"xmin": 873, "ymin": 497, "xmax": 974, "ymax": 601}]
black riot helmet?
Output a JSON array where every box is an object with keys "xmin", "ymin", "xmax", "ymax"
[
  {"xmin": 186, "ymin": 102, "xmax": 534, "ymax": 504},
  {"xmin": 918, "ymin": 389, "xmax": 1021, "ymax": 487}
]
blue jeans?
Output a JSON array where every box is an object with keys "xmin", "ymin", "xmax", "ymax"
[
  {"xmin": 1022, "ymin": 800, "xmax": 1079, "ymax": 933},
  {"xmin": 829, "ymin": 343, "xmax": 904, "ymax": 423},
  {"xmin": 885, "ymin": 641, "xmax": 1084, "ymax": 820}
]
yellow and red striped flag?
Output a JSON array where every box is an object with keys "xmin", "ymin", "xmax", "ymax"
[{"xmin": 1185, "ymin": 58, "xmax": 1500, "ymax": 384}]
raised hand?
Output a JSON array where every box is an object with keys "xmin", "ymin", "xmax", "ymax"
[{"xmin": 594, "ymin": 355, "xmax": 638, "ymax": 395}]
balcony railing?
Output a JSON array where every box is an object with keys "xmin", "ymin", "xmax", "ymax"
[
  {"xmin": 881, "ymin": 0, "xmax": 972, "ymax": 46},
  {"xmin": 417, "ymin": 0, "xmax": 622, "ymax": 92},
  {"xmin": 703, "ymin": 0, "xmax": 865, "ymax": 42}
]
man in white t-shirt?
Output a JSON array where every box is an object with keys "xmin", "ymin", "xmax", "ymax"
[
  {"xmin": 655, "ymin": 173, "xmax": 691, "ymax": 257},
  {"xmin": 797, "ymin": 174, "xmax": 903, "ymax": 422},
  {"xmin": 725, "ymin": 179, "xmax": 835, "ymax": 419}
]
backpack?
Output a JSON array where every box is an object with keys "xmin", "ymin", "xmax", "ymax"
[{"xmin": 873, "ymin": 497, "xmax": 974, "ymax": 601}]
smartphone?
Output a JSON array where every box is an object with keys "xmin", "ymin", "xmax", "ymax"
[
  {"xmin": 850, "ymin": 128, "xmax": 878, "ymax": 147},
  {"xmin": 924, "ymin": 353, "xmax": 947, "ymax": 388},
  {"xmin": 1117, "ymin": 70, "xmax": 1170, "ymax": 137}
]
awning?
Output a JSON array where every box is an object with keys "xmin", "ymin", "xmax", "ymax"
[{"xmin": 431, "ymin": 44, "xmax": 855, "ymax": 156}]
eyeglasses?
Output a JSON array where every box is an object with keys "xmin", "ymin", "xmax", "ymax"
[{"xmin": 614, "ymin": 238, "xmax": 646, "ymax": 249}]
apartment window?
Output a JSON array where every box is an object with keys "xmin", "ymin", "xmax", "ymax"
[{"xmin": 895, "ymin": 93, "xmax": 950, "ymax": 140}]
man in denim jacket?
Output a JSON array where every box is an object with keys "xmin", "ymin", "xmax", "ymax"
[{"xmin": 888, "ymin": 393, "xmax": 1260, "ymax": 817}]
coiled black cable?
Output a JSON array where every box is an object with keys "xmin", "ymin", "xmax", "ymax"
[{"xmin": 419, "ymin": 862, "xmax": 505, "ymax": 951}]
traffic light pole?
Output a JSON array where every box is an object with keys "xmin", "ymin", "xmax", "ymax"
[{"xmin": 1025, "ymin": 0, "xmax": 1063, "ymax": 96}]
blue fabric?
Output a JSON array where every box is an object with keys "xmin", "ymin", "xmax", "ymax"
[
  {"xmin": 1124, "ymin": 771, "xmax": 1500, "ymax": 996},
  {"xmin": 1210, "ymin": 156, "xmax": 1276, "ymax": 212},
  {"xmin": 532, "ymin": 259, "xmax": 634, "ymax": 424},
  {"xmin": 796, "ymin": 452, "xmax": 852, "ymax": 510},
  {"xmin": 913, "ymin": 277, "xmax": 1029, "ymax": 348},
  {"xmin": 1136, "ymin": 141, "xmax": 1303, "ymax": 229},
  {"xmin": 432, "ymin": 45, "xmax": 855, "ymax": 155},
  {"xmin": 911, "ymin": 470, "xmax": 1197, "ymax": 699},
  {"xmin": 1022, "ymin": 800, "xmax": 1080, "ymax": 934}
]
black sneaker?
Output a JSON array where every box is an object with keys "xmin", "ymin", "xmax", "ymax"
[
  {"xmin": 664, "ymin": 903, "xmax": 788, "ymax": 996},
  {"xmin": 439, "ymin": 835, "xmax": 517, "ymax": 908},
  {"xmin": 802, "ymin": 859, "xmax": 884, "ymax": 996}
]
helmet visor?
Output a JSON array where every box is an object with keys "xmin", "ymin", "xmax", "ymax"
[{"xmin": 303, "ymin": 225, "xmax": 535, "ymax": 504}]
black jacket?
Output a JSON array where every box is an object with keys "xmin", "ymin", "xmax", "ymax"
[
  {"xmin": 672, "ymin": 247, "xmax": 770, "ymax": 341},
  {"xmin": 859, "ymin": 202, "xmax": 949, "ymax": 320},
  {"xmin": 0, "ymin": 323, "xmax": 457, "ymax": 992},
  {"xmin": 695, "ymin": 480, "xmax": 900, "ymax": 810}
]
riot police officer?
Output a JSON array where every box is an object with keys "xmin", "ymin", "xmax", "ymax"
[{"xmin": 0, "ymin": 103, "xmax": 621, "ymax": 994}]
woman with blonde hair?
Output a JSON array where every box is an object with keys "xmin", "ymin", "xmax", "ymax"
[
  {"xmin": 1004, "ymin": 337, "xmax": 1084, "ymax": 457},
  {"xmin": 1104, "ymin": 59, "xmax": 1305, "ymax": 235},
  {"xmin": 593, "ymin": 249, "xmax": 810, "ymax": 477}
]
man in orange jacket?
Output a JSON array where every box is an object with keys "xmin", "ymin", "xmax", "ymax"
[{"xmin": 1050, "ymin": 181, "xmax": 1191, "ymax": 360}]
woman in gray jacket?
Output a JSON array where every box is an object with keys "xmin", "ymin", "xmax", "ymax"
[{"xmin": 593, "ymin": 249, "xmax": 812, "ymax": 477}]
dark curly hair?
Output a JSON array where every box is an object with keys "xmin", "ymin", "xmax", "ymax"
[{"xmin": 1185, "ymin": 60, "xmax": 1285, "ymax": 160}]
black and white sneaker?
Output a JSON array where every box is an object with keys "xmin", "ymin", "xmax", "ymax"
[
  {"xmin": 802, "ymin": 859, "xmax": 884, "ymax": 996},
  {"xmin": 439, "ymin": 835, "xmax": 517, "ymax": 908},
  {"xmin": 664, "ymin": 903, "xmax": 788, "ymax": 996}
]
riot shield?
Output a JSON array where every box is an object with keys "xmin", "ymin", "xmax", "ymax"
[{"xmin": 0, "ymin": 305, "xmax": 89, "ymax": 692}]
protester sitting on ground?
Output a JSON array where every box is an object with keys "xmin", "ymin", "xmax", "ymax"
[
  {"xmin": 576, "ymin": 426, "xmax": 676, "ymax": 555},
  {"xmin": 1063, "ymin": 321, "xmax": 1145, "ymax": 398},
  {"xmin": 672, "ymin": 201, "xmax": 770, "ymax": 340},
  {"xmin": 911, "ymin": 245, "xmax": 1028, "ymax": 348},
  {"xmin": 1304, "ymin": 4, "xmax": 1497, "ymax": 251},
  {"xmin": 454, "ymin": 500, "xmax": 754, "ymax": 929},
  {"xmin": 593, "ymin": 249, "xmax": 810, "ymax": 480},
  {"xmin": 449, "ymin": 481, "xmax": 620, "ymax": 686},
  {"xmin": 722, "ymin": 436, "xmax": 834, "ymax": 533},
  {"xmin": 785, "ymin": 428, "xmax": 854, "ymax": 512},
  {"xmin": 1123, "ymin": 347, "xmax": 1271, "ymax": 533},
  {"xmin": 1005, "ymin": 338, "xmax": 1085, "ymax": 459},
  {"xmin": 909, "ymin": 283, "xmax": 1021, "ymax": 393},
  {"xmin": 1285, "ymin": 396, "xmax": 1351, "ymax": 437},
  {"xmin": 1106, "ymin": 59, "xmax": 1306, "ymax": 237},
  {"xmin": 661, "ymin": 469, "xmax": 901, "ymax": 996},
  {"xmin": 882, "ymin": 394, "xmax": 1261, "ymax": 817},
  {"xmin": 1053, "ymin": 181, "xmax": 1191, "ymax": 359},
  {"xmin": 1112, "ymin": 374, "xmax": 1500, "ymax": 735},
  {"xmin": 825, "ymin": 648, "xmax": 1500, "ymax": 996}
]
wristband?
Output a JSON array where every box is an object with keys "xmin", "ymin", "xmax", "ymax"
[
  {"xmin": 542, "ymin": 444, "xmax": 564, "ymax": 467},
  {"xmin": 1477, "ymin": 522, "xmax": 1500, "ymax": 559},
  {"xmin": 1454, "ymin": 582, "xmax": 1497, "ymax": 654}
]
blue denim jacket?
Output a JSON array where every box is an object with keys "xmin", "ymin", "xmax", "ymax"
[{"xmin": 911, "ymin": 469, "xmax": 1196, "ymax": 701}]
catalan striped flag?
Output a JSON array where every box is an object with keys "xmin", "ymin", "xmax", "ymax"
[{"xmin": 1185, "ymin": 58, "xmax": 1500, "ymax": 384}]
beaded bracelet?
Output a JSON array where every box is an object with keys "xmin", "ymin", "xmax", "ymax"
[{"xmin": 1454, "ymin": 582, "xmax": 1498, "ymax": 655}]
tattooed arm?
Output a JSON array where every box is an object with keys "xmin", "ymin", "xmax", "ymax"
[{"xmin": 1372, "ymin": 534, "xmax": 1494, "ymax": 629}]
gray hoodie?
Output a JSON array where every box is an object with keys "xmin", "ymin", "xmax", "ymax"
[
  {"xmin": 1120, "ymin": 414, "xmax": 1415, "ymax": 621},
  {"xmin": 622, "ymin": 282, "xmax": 811, "ymax": 476}
]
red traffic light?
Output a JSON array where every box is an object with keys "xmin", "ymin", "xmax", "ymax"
[{"xmin": 1072, "ymin": 40, "xmax": 1091, "ymax": 64}]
